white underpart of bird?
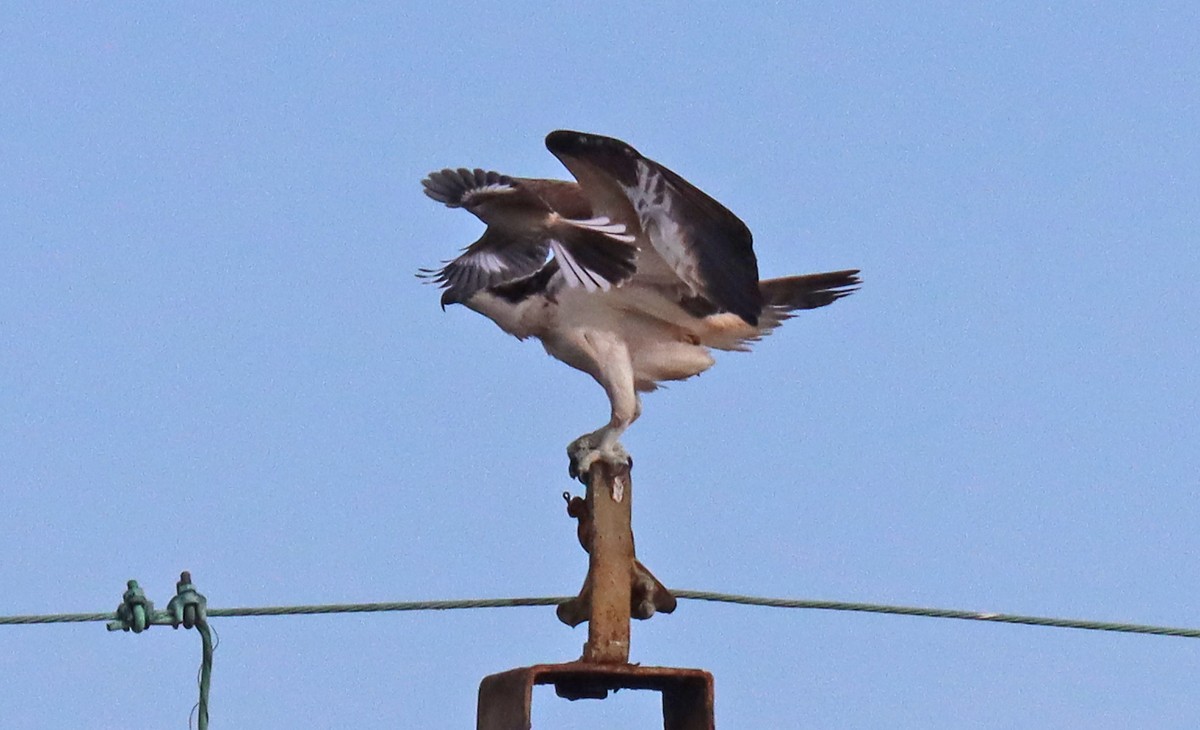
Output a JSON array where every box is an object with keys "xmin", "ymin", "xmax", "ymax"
[{"xmin": 419, "ymin": 132, "xmax": 860, "ymax": 480}]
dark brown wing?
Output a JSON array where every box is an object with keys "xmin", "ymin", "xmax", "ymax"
[{"xmin": 546, "ymin": 130, "xmax": 763, "ymax": 325}]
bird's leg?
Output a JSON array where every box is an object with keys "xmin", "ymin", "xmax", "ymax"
[{"xmin": 568, "ymin": 339, "xmax": 641, "ymax": 481}]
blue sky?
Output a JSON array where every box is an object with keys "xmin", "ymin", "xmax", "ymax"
[{"xmin": 2, "ymin": 3, "xmax": 1198, "ymax": 727}]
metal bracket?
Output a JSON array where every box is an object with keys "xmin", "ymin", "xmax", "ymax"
[
  {"xmin": 477, "ymin": 662, "xmax": 714, "ymax": 730},
  {"xmin": 556, "ymin": 490, "xmax": 677, "ymax": 629}
]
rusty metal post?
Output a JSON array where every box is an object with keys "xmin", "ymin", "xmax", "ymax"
[
  {"xmin": 582, "ymin": 459, "xmax": 633, "ymax": 663},
  {"xmin": 476, "ymin": 457, "xmax": 712, "ymax": 728}
]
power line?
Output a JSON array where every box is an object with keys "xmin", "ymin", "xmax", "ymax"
[
  {"xmin": 0, "ymin": 596, "xmax": 565, "ymax": 625},
  {"xmin": 672, "ymin": 591, "xmax": 1200, "ymax": 638},
  {"xmin": 3, "ymin": 591, "xmax": 1198, "ymax": 639}
]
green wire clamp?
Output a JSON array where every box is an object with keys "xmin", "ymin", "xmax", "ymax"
[
  {"xmin": 166, "ymin": 571, "xmax": 212, "ymax": 730},
  {"xmin": 107, "ymin": 580, "xmax": 155, "ymax": 633},
  {"xmin": 106, "ymin": 573, "xmax": 214, "ymax": 729},
  {"xmin": 166, "ymin": 571, "xmax": 207, "ymax": 630}
]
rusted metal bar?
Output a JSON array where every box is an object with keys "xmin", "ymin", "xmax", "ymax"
[
  {"xmin": 582, "ymin": 459, "xmax": 633, "ymax": 663},
  {"xmin": 476, "ymin": 662, "xmax": 715, "ymax": 730}
]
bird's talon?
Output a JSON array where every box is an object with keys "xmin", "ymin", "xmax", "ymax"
[
  {"xmin": 567, "ymin": 435, "xmax": 597, "ymax": 480},
  {"xmin": 566, "ymin": 439, "xmax": 630, "ymax": 483}
]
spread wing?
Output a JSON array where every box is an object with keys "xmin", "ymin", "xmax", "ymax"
[
  {"xmin": 420, "ymin": 167, "xmax": 638, "ymax": 305},
  {"xmin": 419, "ymin": 170, "xmax": 552, "ymax": 306},
  {"xmin": 545, "ymin": 131, "xmax": 763, "ymax": 325}
]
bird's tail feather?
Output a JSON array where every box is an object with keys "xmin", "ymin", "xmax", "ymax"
[
  {"xmin": 699, "ymin": 269, "xmax": 860, "ymax": 351},
  {"xmin": 760, "ymin": 269, "xmax": 861, "ymax": 315}
]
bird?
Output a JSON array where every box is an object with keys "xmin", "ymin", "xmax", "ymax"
[{"xmin": 419, "ymin": 130, "xmax": 859, "ymax": 479}]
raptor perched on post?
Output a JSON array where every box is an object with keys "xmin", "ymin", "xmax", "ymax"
[{"xmin": 420, "ymin": 130, "xmax": 859, "ymax": 479}]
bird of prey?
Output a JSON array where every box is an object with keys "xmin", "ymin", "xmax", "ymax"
[{"xmin": 420, "ymin": 130, "xmax": 859, "ymax": 478}]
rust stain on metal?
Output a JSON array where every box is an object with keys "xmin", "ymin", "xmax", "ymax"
[{"xmin": 477, "ymin": 662, "xmax": 715, "ymax": 730}]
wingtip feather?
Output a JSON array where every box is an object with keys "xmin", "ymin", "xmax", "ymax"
[{"xmin": 421, "ymin": 168, "xmax": 513, "ymax": 208}]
